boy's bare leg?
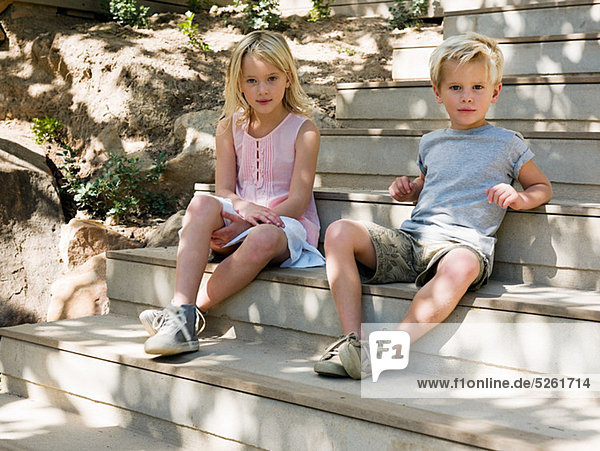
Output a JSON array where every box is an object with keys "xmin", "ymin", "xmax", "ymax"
[
  {"xmin": 324, "ymin": 220, "xmax": 377, "ymax": 337},
  {"xmin": 196, "ymin": 224, "xmax": 289, "ymax": 311},
  {"xmin": 398, "ymin": 247, "xmax": 481, "ymax": 342},
  {"xmin": 172, "ymin": 195, "xmax": 225, "ymax": 306}
]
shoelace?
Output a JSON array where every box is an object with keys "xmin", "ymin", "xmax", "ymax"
[
  {"xmin": 159, "ymin": 305, "xmax": 193, "ymax": 342},
  {"xmin": 154, "ymin": 305, "xmax": 206, "ymax": 336},
  {"xmin": 320, "ymin": 331, "xmax": 359, "ymax": 360}
]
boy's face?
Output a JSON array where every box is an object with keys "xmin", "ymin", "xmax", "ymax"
[{"xmin": 433, "ymin": 59, "xmax": 502, "ymax": 130}]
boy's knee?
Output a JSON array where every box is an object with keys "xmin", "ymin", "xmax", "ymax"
[
  {"xmin": 437, "ymin": 247, "xmax": 481, "ymax": 284},
  {"xmin": 324, "ymin": 219, "xmax": 356, "ymax": 249},
  {"xmin": 242, "ymin": 224, "xmax": 286, "ymax": 261}
]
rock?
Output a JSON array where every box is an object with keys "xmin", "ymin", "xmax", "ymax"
[
  {"xmin": 0, "ymin": 130, "xmax": 64, "ymax": 326},
  {"xmin": 145, "ymin": 210, "xmax": 184, "ymax": 248},
  {"xmin": 160, "ymin": 110, "xmax": 219, "ymax": 203},
  {"xmin": 60, "ymin": 218, "xmax": 143, "ymax": 269},
  {"xmin": 47, "ymin": 253, "xmax": 108, "ymax": 321}
]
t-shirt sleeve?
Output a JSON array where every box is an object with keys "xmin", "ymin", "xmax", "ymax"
[
  {"xmin": 417, "ymin": 143, "xmax": 427, "ymax": 175},
  {"xmin": 510, "ymin": 132, "xmax": 535, "ymax": 180}
]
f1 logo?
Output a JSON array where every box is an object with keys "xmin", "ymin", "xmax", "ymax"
[{"xmin": 369, "ymin": 330, "xmax": 411, "ymax": 382}]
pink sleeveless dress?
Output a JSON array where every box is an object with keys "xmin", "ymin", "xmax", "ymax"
[{"xmin": 232, "ymin": 112, "xmax": 321, "ymax": 247}]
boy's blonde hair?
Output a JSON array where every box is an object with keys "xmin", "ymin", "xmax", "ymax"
[
  {"xmin": 222, "ymin": 30, "xmax": 312, "ymax": 126},
  {"xmin": 429, "ymin": 32, "xmax": 504, "ymax": 88}
]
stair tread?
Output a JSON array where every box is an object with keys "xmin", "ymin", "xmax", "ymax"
[
  {"xmin": 106, "ymin": 247, "xmax": 600, "ymax": 322},
  {"xmin": 0, "ymin": 392, "xmax": 178, "ymax": 450},
  {"xmin": 2, "ymin": 314, "xmax": 599, "ymax": 449}
]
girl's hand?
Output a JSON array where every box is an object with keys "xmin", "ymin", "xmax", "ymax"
[
  {"xmin": 486, "ymin": 183, "xmax": 523, "ymax": 209},
  {"xmin": 235, "ymin": 200, "xmax": 284, "ymax": 227},
  {"xmin": 210, "ymin": 212, "xmax": 252, "ymax": 249},
  {"xmin": 389, "ymin": 176, "xmax": 417, "ymax": 202}
]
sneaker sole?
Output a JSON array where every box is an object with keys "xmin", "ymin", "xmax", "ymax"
[
  {"xmin": 313, "ymin": 360, "xmax": 349, "ymax": 378},
  {"xmin": 339, "ymin": 342, "xmax": 362, "ymax": 380},
  {"xmin": 144, "ymin": 340, "xmax": 199, "ymax": 356}
]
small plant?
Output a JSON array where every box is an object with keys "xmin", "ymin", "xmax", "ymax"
[
  {"xmin": 308, "ymin": 0, "xmax": 334, "ymax": 22},
  {"xmin": 33, "ymin": 116, "xmax": 171, "ymax": 222},
  {"xmin": 107, "ymin": 0, "xmax": 150, "ymax": 27},
  {"xmin": 31, "ymin": 116, "xmax": 63, "ymax": 145},
  {"xmin": 389, "ymin": 0, "xmax": 428, "ymax": 30},
  {"xmin": 234, "ymin": 0, "xmax": 285, "ymax": 32},
  {"xmin": 178, "ymin": 11, "xmax": 211, "ymax": 51}
]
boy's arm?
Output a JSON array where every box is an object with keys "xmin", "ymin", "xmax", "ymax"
[
  {"xmin": 389, "ymin": 173, "xmax": 425, "ymax": 203},
  {"xmin": 486, "ymin": 160, "xmax": 552, "ymax": 210}
]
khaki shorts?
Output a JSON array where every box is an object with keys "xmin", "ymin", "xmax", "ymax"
[{"xmin": 358, "ymin": 221, "xmax": 490, "ymax": 290}]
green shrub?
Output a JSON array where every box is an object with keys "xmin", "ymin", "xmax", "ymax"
[
  {"xmin": 33, "ymin": 116, "xmax": 171, "ymax": 222},
  {"xmin": 234, "ymin": 0, "xmax": 285, "ymax": 32},
  {"xmin": 107, "ymin": 0, "xmax": 150, "ymax": 27},
  {"xmin": 178, "ymin": 11, "xmax": 211, "ymax": 51},
  {"xmin": 308, "ymin": 0, "xmax": 334, "ymax": 22},
  {"xmin": 389, "ymin": 0, "xmax": 428, "ymax": 30},
  {"xmin": 31, "ymin": 116, "xmax": 63, "ymax": 145}
]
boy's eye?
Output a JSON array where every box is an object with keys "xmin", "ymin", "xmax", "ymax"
[
  {"xmin": 449, "ymin": 85, "xmax": 461, "ymax": 91},
  {"xmin": 473, "ymin": 85, "xmax": 484, "ymax": 90}
]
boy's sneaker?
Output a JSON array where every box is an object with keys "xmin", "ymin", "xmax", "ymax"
[
  {"xmin": 339, "ymin": 333, "xmax": 371, "ymax": 380},
  {"xmin": 144, "ymin": 304, "xmax": 202, "ymax": 356},
  {"xmin": 139, "ymin": 306, "xmax": 206, "ymax": 336},
  {"xmin": 313, "ymin": 333, "xmax": 359, "ymax": 378}
]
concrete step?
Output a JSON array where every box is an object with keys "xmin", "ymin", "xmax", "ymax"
[
  {"xmin": 392, "ymin": 34, "xmax": 600, "ymax": 80},
  {"xmin": 193, "ymin": 184, "xmax": 599, "ymax": 290},
  {"xmin": 444, "ymin": 1, "xmax": 600, "ymax": 38},
  {"xmin": 0, "ymin": 393, "xmax": 179, "ymax": 450},
  {"xmin": 105, "ymin": 245, "xmax": 600, "ymax": 373},
  {"xmin": 317, "ymin": 129, "xmax": 600, "ymax": 204},
  {"xmin": 438, "ymin": 0, "xmax": 569, "ymax": 13},
  {"xmin": 335, "ymin": 75, "xmax": 600, "ymax": 132},
  {"xmin": 2, "ymin": 315, "xmax": 600, "ymax": 450}
]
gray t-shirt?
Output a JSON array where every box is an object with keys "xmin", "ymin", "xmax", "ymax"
[{"xmin": 400, "ymin": 124, "xmax": 534, "ymax": 265}]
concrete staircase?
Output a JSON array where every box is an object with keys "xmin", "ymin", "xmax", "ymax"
[{"xmin": 2, "ymin": 1, "xmax": 600, "ymax": 449}]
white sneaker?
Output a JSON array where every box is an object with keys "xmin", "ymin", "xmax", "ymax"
[
  {"xmin": 139, "ymin": 305, "xmax": 206, "ymax": 336},
  {"xmin": 144, "ymin": 305, "xmax": 204, "ymax": 356}
]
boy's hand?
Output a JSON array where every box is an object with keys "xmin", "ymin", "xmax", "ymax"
[
  {"xmin": 210, "ymin": 212, "xmax": 252, "ymax": 249},
  {"xmin": 389, "ymin": 176, "xmax": 417, "ymax": 202},
  {"xmin": 486, "ymin": 183, "xmax": 524, "ymax": 209}
]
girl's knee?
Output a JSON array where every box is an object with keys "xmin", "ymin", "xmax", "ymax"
[
  {"xmin": 241, "ymin": 224, "xmax": 287, "ymax": 261},
  {"xmin": 185, "ymin": 194, "xmax": 221, "ymax": 221}
]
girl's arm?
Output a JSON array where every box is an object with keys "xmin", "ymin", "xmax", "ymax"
[
  {"xmin": 486, "ymin": 160, "xmax": 553, "ymax": 210},
  {"xmin": 389, "ymin": 173, "xmax": 425, "ymax": 203},
  {"xmin": 271, "ymin": 120, "xmax": 321, "ymax": 219},
  {"xmin": 215, "ymin": 118, "xmax": 283, "ymax": 227}
]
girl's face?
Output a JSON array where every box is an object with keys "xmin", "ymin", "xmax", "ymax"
[
  {"xmin": 432, "ymin": 59, "xmax": 502, "ymax": 130},
  {"xmin": 240, "ymin": 54, "xmax": 290, "ymax": 118}
]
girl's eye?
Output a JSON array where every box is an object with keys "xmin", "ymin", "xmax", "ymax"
[
  {"xmin": 246, "ymin": 78, "xmax": 257, "ymax": 84},
  {"xmin": 268, "ymin": 76, "xmax": 278, "ymax": 82}
]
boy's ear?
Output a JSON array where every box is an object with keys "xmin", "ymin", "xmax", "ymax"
[
  {"xmin": 432, "ymin": 85, "xmax": 443, "ymax": 104},
  {"xmin": 491, "ymin": 82, "xmax": 502, "ymax": 103}
]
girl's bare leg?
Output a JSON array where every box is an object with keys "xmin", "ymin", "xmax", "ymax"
[
  {"xmin": 196, "ymin": 224, "xmax": 289, "ymax": 311},
  {"xmin": 324, "ymin": 220, "xmax": 377, "ymax": 337},
  {"xmin": 172, "ymin": 195, "xmax": 225, "ymax": 306}
]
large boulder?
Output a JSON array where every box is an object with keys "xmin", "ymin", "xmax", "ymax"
[
  {"xmin": 160, "ymin": 110, "xmax": 219, "ymax": 203},
  {"xmin": 0, "ymin": 129, "xmax": 64, "ymax": 326}
]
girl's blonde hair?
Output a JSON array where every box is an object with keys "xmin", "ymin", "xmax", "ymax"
[
  {"xmin": 222, "ymin": 30, "xmax": 312, "ymax": 126},
  {"xmin": 429, "ymin": 32, "xmax": 504, "ymax": 88}
]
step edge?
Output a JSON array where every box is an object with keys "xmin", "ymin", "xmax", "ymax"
[
  {"xmin": 105, "ymin": 250, "xmax": 600, "ymax": 322},
  {"xmin": 444, "ymin": 0, "xmax": 600, "ymax": 17},
  {"xmin": 0, "ymin": 318, "xmax": 562, "ymax": 450}
]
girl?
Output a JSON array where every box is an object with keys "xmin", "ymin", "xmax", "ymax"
[{"xmin": 141, "ymin": 30, "xmax": 324, "ymax": 356}]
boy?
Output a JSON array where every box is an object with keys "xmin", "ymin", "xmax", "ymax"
[{"xmin": 314, "ymin": 32, "xmax": 553, "ymax": 379}]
